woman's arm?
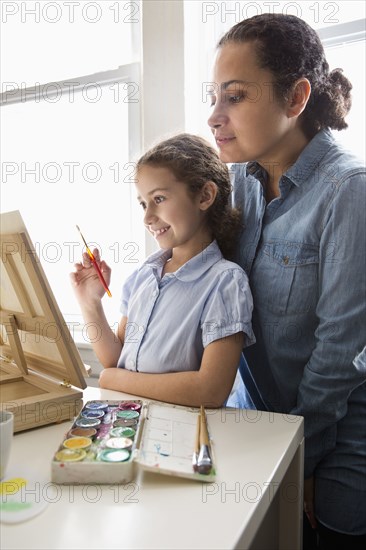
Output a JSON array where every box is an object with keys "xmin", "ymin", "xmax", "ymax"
[
  {"xmin": 291, "ymin": 171, "xmax": 366, "ymax": 477},
  {"xmin": 99, "ymin": 332, "xmax": 244, "ymax": 407}
]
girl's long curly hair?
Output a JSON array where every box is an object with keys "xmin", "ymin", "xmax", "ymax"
[{"xmin": 136, "ymin": 133, "xmax": 242, "ymax": 260}]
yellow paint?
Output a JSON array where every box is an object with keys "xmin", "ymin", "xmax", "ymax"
[
  {"xmin": 0, "ymin": 477, "xmax": 27, "ymax": 496},
  {"xmin": 55, "ymin": 448, "xmax": 86, "ymax": 462},
  {"xmin": 63, "ymin": 437, "xmax": 92, "ymax": 450}
]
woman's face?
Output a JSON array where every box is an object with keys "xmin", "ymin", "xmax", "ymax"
[{"xmin": 208, "ymin": 41, "xmax": 293, "ymax": 166}]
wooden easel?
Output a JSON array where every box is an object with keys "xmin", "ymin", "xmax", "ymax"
[{"xmin": 0, "ymin": 212, "xmax": 87, "ymax": 431}]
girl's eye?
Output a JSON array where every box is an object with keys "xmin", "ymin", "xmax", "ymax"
[
  {"xmin": 154, "ymin": 196, "xmax": 165, "ymax": 204},
  {"xmin": 139, "ymin": 201, "xmax": 146, "ymax": 210}
]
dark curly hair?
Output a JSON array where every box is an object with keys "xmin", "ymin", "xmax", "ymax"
[
  {"xmin": 136, "ymin": 134, "xmax": 242, "ymax": 260},
  {"xmin": 218, "ymin": 13, "xmax": 352, "ymax": 139}
]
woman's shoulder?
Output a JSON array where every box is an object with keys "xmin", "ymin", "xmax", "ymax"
[{"xmin": 317, "ymin": 131, "xmax": 365, "ymax": 183}]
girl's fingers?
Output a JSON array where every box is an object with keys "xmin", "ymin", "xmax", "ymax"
[
  {"xmin": 92, "ymin": 248, "xmax": 101, "ymax": 262},
  {"xmin": 71, "ymin": 250, "xmax": 110, "ymax": 284},
  {"xmin": 82, "ymin": 251, "xmax": 93, "ymax": 267},
  {"xmin": 73, "ymin": 261, "xmax": 85, "ymax": 272},
  {"xmin": 81, "ymin": 248, "xmax": 102, "ymax": 266},
  {"xmin": 99, "ymin": 260, "xmax": 111, "ymax": 274}
]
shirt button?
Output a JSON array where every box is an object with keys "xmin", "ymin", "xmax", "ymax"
[{"xmin": 283, "ymin": 256, "xmax": 289, "ymax": 265}]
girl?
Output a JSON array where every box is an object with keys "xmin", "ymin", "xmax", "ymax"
[
  {"xmin": 71, "ymin": 133, "xmax": 254, "ymax": 408},
  {"xmin": 208, "ymin": 13, "xmax": 366, "ymax": 549}
]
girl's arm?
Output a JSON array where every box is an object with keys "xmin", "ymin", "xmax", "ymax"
[
  {"xmin": 70, "ymin": 248, "xmax": 126, "ymax": 368},
  {"xmin": 99, "ymin": 332, "xmax": 244, "ymax": 408}
]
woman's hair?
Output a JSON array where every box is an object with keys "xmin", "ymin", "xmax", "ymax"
[
  {"xmin": 218, "ymin": 13, "xmax": 352, "ymax": 139},
  {"xmin": 136, "ymin": 133, "xmax": 242, "ymax": 260}
]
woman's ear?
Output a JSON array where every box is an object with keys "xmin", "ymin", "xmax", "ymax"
[
  {"xmin": 199, "ymin": 181, "xmax": 218, "ymax": 211},
  {"xmin": 287, "ymin": 78, "xmax": 311, "ymax": 118}
]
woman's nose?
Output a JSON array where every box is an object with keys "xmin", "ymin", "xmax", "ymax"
[{"xmin": 207, "ymin": 103, "xmax": 226, "ymax": 130}]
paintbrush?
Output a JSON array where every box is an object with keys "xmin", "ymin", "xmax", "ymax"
[
  {"xmin": 197, "ymin": 405, "xmax": 213, "ymax": 475},
  {"xmin": 76, "ymin": 225, "xmax": 112, "ymax": 297},
  {"xmin": 192, "ymin": 413, "xmax": 200, "ymax": 472}
]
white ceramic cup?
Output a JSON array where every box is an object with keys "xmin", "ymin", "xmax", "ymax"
[{"xmin": 0, "ymin": 411, "xmax": 14, "ymax": 480}]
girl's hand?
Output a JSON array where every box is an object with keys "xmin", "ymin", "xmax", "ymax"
[{"xmin": 70, "ymin": 248, "xmax": 111, "ymax": 304}]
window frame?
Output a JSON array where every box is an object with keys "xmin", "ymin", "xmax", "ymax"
[
  {"xmin": 0, "ymin": 63, "xmax": 142, "ymax": 166},
  {"xmin": 317, "ymin": 17, "xmax": 366, "ymax": 45}
]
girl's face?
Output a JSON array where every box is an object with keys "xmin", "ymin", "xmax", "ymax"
[
  {"xmin": 208, "ymin": 41, "xmax": 294, "ymax": 166},
  {"xmin": 136, "ymin": 165, "xmax": 211, "ymax": 255}
]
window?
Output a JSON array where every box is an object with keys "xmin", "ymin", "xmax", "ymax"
[
  {"xmin": 319, "ymin": 18, "xmax": 366, "ymax": 160},
  {"xmin": 1, "ymin": 1, "xmax": 144, "ymax": 330}
]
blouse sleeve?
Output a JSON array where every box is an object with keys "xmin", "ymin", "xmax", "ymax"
[{"xmin": 200, "ymin": 267, "xmax": 255, "ymax": 348}]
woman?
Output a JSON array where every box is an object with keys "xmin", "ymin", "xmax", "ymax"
[{"xmin": 208, "ymin": 13, "xmax": 366, "ymax": 549}]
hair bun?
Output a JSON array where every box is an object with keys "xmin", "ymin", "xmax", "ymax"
[{"xmin": 329, "ymin": 68, "xmax": 352, "ymax": 92}]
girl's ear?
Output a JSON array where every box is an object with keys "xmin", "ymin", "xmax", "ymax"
[
  {"xmin": 199, "ymin": 181, "xmax": 218, "ymax": 211},
  {"xmin": 287, "ymin": 78, "xmax": 311, "ymax": 118}
]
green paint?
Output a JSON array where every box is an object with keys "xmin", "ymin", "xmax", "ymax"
[{"xmin": 0, "ymin": 501, "xmax": 33, "ymax": 512}]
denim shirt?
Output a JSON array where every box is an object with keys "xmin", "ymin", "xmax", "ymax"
[{"xmin": 232, "ymin": 129, "xmax": 366, "ymax": 534}]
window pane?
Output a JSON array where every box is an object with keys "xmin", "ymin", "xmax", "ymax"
[
  {"xmin": 1, "ymin": 0, "xmax": 140, "ymax": 87},
  {"xmin": 1, "ymin": 88, "xmax": 144, "ymax": 324}
]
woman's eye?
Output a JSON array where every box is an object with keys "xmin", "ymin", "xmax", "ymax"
[
  {"xmin": 154, "ymin": 196, "xmax": 165, "ymax": 204},
  {"xmin": 139, "ymin": 201, "xmax": 146, "ymax": 210},
  {"xmin": 228, "ymin": 94, "xmax": 244, "ymax": 103}
]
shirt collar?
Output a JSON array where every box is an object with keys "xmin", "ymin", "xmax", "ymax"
[
  {"xmin": 144, "ymin": 247, "xmax": 172, "ymax": 273},
  {"xmin": 143, "ymin": 240, "xmax": 223, "ymax": 282},
  {"xmin": 245, "ymin": 128, "xmax": 335, "ymax": 188}
]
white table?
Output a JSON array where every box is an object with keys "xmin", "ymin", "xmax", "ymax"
[{"xmin": 1, "ymin": 387, "xmax": 304, "ymax": 550}]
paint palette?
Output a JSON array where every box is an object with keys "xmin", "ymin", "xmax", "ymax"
[
  {"xmin": 51, "ymin": 400, "xmax": 143, "ymax": 484},
  {"xmin": 51, "ymin": 400, "xmax": 216, "ymax": 484}
]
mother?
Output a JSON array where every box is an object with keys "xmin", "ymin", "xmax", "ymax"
[{"xmin": 208, "ymin": 13, "xmax": 366, "ymax": 549}]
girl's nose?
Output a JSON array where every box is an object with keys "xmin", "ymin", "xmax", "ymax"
[{"xmin": 143, "ymin": 205, "xmax": 157, "ymax": 225}]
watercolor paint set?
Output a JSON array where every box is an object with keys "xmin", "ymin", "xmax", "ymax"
[{"xmin": 51, "ymin": 399, "xmax": 216, "ymax": 484}]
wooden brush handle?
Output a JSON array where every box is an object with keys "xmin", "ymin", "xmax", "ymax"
[
  {"xmin": 195, "ymin": 414, "xmax": 201, "ymax": 454},
  {"xmin": 200, "ymin": 406, "xmax": 210, "ymax": 446}
]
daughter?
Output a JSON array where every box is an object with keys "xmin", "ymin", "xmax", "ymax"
[{"xmin": 71, "ymin": 134, "xmax": 254, "ymax": 407}]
